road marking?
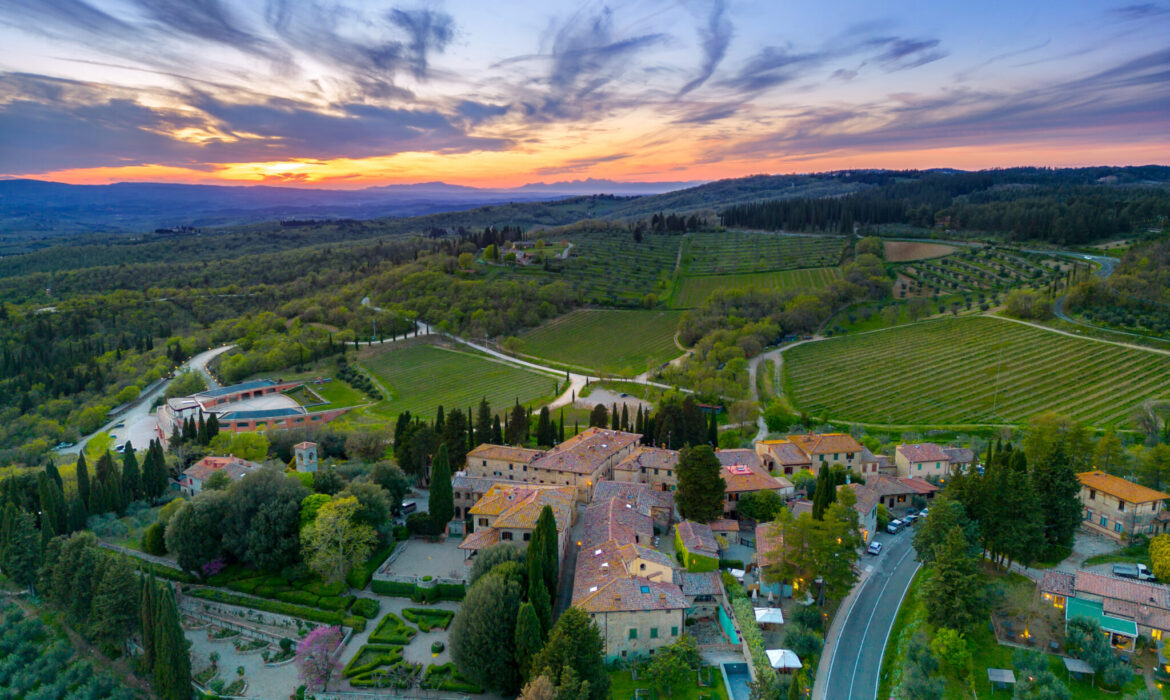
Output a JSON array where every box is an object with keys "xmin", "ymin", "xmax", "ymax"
[
  {"xmin": 847, "ymin": 544, "xmax": 914, "ymax": 700},
  {"xmin": 871, "ymin": 558, "xmax": 922, "ymax": 700}
]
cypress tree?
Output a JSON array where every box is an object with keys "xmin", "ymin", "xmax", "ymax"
[
  {"xmin": 536, "ymin": 406, "xmax": 553, "ymax": 447},
  {"xmin": 621, "ymin": 404, "xmax": 629, "ymax": 432},
  {"xmin": 527, "ymin": 555, "xmax": 552, "ymax": 633},
  {"xmin": 140, "ymin": 575, "xmax": 157, "ymax": 673},
  {"xmin": 811, "ymin": 465, "xmax": 836, "ymax": 520},
  {"xmin": 559, "ymin": 409, "xmax": 565, "ymax": 443},
  {"xmin": 37, "ymin": 473, "xmax": 65, "ymax": 536},
  {"xmin": 707, "ymin": 412, "xmax": 717, "ymax": 446},
  {"xmin": 429, "ymin": 445, "xmax": 454, "ymax": 528},
  {"xmin": 515, "ymin": 602, "xmax": 544, "ymax": 681},
  {"xmin": 435, "ymin": 405, "xmax": 445, "ymax": 434},
  {"xmin": 476, "ymin": 398, "xmax": 492, "ymax": 444},
  {"xmin": 197, "ymin": 414, "xmax": 207, "ymax": 445},
  {"xmin": 492, "ymin": 415, "xmax": 503, "ymax": 444},
  {"xmin": 45, "ymin": 460, "xmax": 63, "ymax": 493},
  {"xmin": 610, "ymin": 404, "xmax": 619, "ymax": 431},
  {"xmin": 206, "ymin": 413, "xmax": 220, "ymax": 441},
  {"xmin": 76, "ymin": 451, "xmax": 91, "ymax": 511},
  {"xmin": 155, "ymin": 585, "xmax": 191, "ymax": 700},
  {"xmin": 67, "ymin": 497, "xmax": 87, "ymax": 533},
  {"xmin": 122, "ymin": 444, "xmax": 141, "ymax": 503}
]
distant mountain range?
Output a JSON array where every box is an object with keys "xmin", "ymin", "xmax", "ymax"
[{"xmin": 0, "ymin": 178, "xmax": 703, "ymax": 239}]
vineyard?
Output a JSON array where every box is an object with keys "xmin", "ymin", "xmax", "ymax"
[
  {"xmin": 360, "ymin": 343, "xmax": 559, "ymax": 419},
  {"xmin": 684, "ymin": 232, "xmax": 847, "ymax": 275},
  {"xmin": 672, "ymin": 268, "xmax": 843, "ymax": 308},
  {"xmin": 783, "ymin": 316, "xmax": 1170, "ymax": 427},
  {"xmin": 896, "ymin": 248, "xmax": 1063, "ymax": 298},
  {"xmin": 517, "ymin": 308, "xmax": 683, "ymax": 375}
]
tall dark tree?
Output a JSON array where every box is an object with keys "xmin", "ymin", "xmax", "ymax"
[
  {"xmin": 620, "ymin": 404, "xmax": 629, "ymax": 432},
  {"xmin": 923, "ymin": 525, "xmax": 984, "ymax": 629},
  {"xmin": 196, "ymin": 414, "xmax": 207, "ymax": 445},
  {"xmin": 476, "ymin": 398, "xmax": 493, "ymax": 444},
  {"xmin": 515, "ymin": 602, "xmax": 544, "ymax": 681},
  {"xmin": 91, "ymin": 555, "xmax": 138, "ymax": 652},
  {"xmin": 140, "ymin": 575, "xmax": 158, "ymax": 672},
  {"xmin": 121, "ymin": 443, "xmax": 142, "ymax": 503},
  {"xmin": 535, "ymin": 406, "xmax": 554, "ymax": 447},
  {"xmin": 610, "ymin": 404, "xmax": 619, "ymax": 431},
  {"xmin": 451, "ymin": 568, "xmax": 523, "ymax": 693},
  {"xmin": 527, "ymin": 555, "xmax": 552, "ymax": 633},
  {"xmin": 811, "ymin": 466, "xmax": 837, "ymax": 521},
  {"xmin": 37, "ymin": 472, "xmax": 66, "ymax": 537},
  {"xmin": 66, "ymin": 496, "xmax": 87, "ymax": 533},
  {"xmin": 206, "ymin": 413, "xmax": 220, "ymax": 442},
  {"xmin": 529, "ymin": 607, "xmax": 609, "ymax": 700},
  {"xmin": 559, "ymin": 409, "xmax": 566, "ymax": 443},
  {"xmin": 154, "ymin": 585, "xmax": 192, "ymax": 700},
  {"xmin": 75, "ymin": 451, "xmax": 91, "ymax": 511},
  {"xmin": 45, "ymin": 460, "xmax": 63, "ymax": 493},
  {"xmin": 589, "ymin": 403, "xmax": 608, "ymax": 429},
  {"xmin": 675, "ymin": 445, "xmax": 725, "ymax": 522},
  {"xmin": 429, "ymin": 445, "xmax": 454, "ymax": 528},
  {"xmin": 143, "ymin": 440, "xmax": 168, "ymax": 501},
  {"xmin": 533, "ymin": 505, "xmax": 559, "ymax": 597},
  {"xmin": 508, "ymin": 401, "xmax": 530, "ymax": 445},
  {"xmin": 443, "ymin": 407, "xmax": 470, "ymax": 470},
  {"xmin": 1, "ymin": 509, "xmax": 40, "ymax": 591},
  {"xmin": 492, "ymin": 415, "xmax": 504, "ymax": 444},
  {"xmin": 707, "ymin": 412, "xmax": 717, "ymax": 446},
  {"xmin": 1029, "ymin": 444, "xmax": 1083, "ymax": 552}
]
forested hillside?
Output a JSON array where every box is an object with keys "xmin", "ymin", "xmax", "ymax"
[{"xmin": 1067, "ymin": 237, "xmax": 1170, "ymax": 336}]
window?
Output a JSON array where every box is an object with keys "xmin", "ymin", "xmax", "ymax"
[
  {"xmin": 671, "ymin": 626, "xmax": 679, "ymax": 636},
  {"xmin": 482, "ymin": 460, "xmax": 487, "ymax": 467},
  {"xmin": 1119, "ymin": 500, "xmax": 1126, "ymax": 512},
  {"xmin": 666, "ymin": 470, "xmax": 672, "ymax": 477},
  {"xmin": 833, "ymin": 453, "xmax": 838, "ymax": 460},
  {"xmin": 523, "ymin": 465, "xmax": 528, "ymax": 471},
  {"xmin": 1084, "ymin": 509, "xmax": 1092, "ymax": 520},
  {"xmin": 1115, "ymin": 522, "xmax": 1123, "ymax": 533},
  {"xmin": 654, "ymin": 468, "xmax": 659, "ymax": 475},
  {"xmin": 1153, "ymin": 629, "xmax": 1163, "ymax": 641},
  {"xmin": 478, "ymin": 518, "xmax": 488, "ymax": 527},
  {"xmin": 640, "ymin": 586, "xmax": 650, "ymax": 594},
  {"xmin": 523, "ymin": 533, "xmax": 531, "ymax": 541},
  {"xmin": 918, "ymin": 464, "xmax": 922, "ymax": 471},
  {"xmin": 650, "ymin": 628, "xmax": 659, "ymax": 639},
  {"xmin": 628, "ymin": 628, "xmax": 638, "ymax": 640},
  {"xmin": 1101, "ymin": 516, "xmax": 1108, "ymax": 527},
  {"xmin": 502, "ymin": 531, "xmax": 513, "ymax": 541}
]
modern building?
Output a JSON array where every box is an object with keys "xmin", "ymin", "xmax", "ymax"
[
  {"xmin": 178, "ymin": 455, "xmax": 261, "ymax": 496},
  {"xmin": 464, "ymin": 428, "xmax": 642, "ymax": 502},
  {"xmin": 894, "ymin": 443, "xmax": 951, "ymax": 479},
  {"xmin": 1077, "ymin": 470, "xmax": 1170, "ymax": 542},
  {"xmin": 157, "ymin": 378, "xmax": 351, "ymax": 438},
  {"xmin": 458, "ymin": 484, "xmax": 575, "ymax": 562}
]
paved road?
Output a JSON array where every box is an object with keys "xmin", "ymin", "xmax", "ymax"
[{"xmin": 819, "ymin": 530, "xmax": 920, "ymax": 700}]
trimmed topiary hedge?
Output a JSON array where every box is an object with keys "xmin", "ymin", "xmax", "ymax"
[
  {"xmin": 368, "ymin": 613, "xmax": 416, "ymax": 645},
  {"xmin": 370, "ymin": 580, "xmax": 466, "ymax": 602},
  {"xmin": 421, "ymin": 662, "xmax": 483, "ymax": 693},
  {"xmin": 342, "ymin": 644, "xmax": 404, "ymax": 678},
  {"xmin": 350, "ymin": 598, "xmax": 381, "ymax": 619},
  {"xmin": 401, "ymin": 608, "xmax": 454, "ymax": 632},
  {"xmin": 346, "ymin": 544, "xmax": 398, "ymax": 589},
  {"xmin": 186, "ymin": 589, "xmax": 367, "ymax": 632}
]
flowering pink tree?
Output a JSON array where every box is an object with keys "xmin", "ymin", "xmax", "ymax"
[{"xmin": 296, "ymin": 625, "xmax": 343, "ymax": 690}]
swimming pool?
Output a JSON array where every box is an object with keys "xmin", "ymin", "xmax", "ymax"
[{"xmin": 721, "ymin": 662, "xmax": 752, "ymax": 700}]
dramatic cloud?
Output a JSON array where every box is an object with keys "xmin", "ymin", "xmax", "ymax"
[{"xmin": 677, "ymin": 0, "xmax": 732, "ymax": 96}]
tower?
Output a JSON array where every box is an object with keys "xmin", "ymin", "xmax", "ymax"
[{"xmin": 294, "ymin": 441, "xmax": 318, "ymax": 473}]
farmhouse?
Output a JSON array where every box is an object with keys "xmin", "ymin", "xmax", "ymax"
[
  {"xmin": 708, "ymin": 518, "xmax": 741, "ymax": 546},
  {"xmin": 583, "ymin": 496, "xmax": 654, "ymax": 548},
  {"xmin": 459, "ymin": 484, "xmax": 575, "ymax": 562},
  {"xmin": 895, "ymin": 443, "xmax": 951, "ymax": 478},
  {"xmin": 675, "ymin": 520, "xmax": 719, "ymax": 571},
  {"xmin": 676, "ymin": 570, "xmax": 722, "ymax": 619},
  {"xmin": 844, "ymin": 482, "xmax": 879, "ymax": 544},
  {"xmin": 719, "ymin": 460, "xmax": 793, "ymax": 515},
  {"xmin": 451, "ymin": 473, "xmax": 508, "ymax": 520},
  {"xmin": 868, "ymin": 474, "xmax": 939, "ymax": 510},
  {"xmin": 465, "ymin": 428, "xmax": 641, "ymax": 501},
  {"xmin": 1077, "ymin": 470, "xmax": 1170, "ymax": 542},
  {"xmin": 1040, "ymin": 569, "xmax": 1170, "ymax": 649},
  {"xmin": 178, "ymin": 455, "xmax": 261, "ymax": 496},
  {"xmin": 942, "ymin": 446, "xmax": 977, "ymax": 472},
  {"xmin": 592, "ymin": 480, "xmax": 674, "ymax": 530},
  {"xmin": 754, "ymin": 439, "xmax": 812, "ymax": 475},
  {"xmin": 612, "ymin": 446, "xmax": 680, "ymax": 492}
]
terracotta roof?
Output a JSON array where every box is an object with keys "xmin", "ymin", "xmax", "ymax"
[
  {"xmin": 676, "ymin": 521, "xmax": 717, "ymax": 557},
  {"xmin": 466, "ymin": 444, "xmax": 543, "ymax": 464},
  {"xmin": 616, "ymin": 543, "xmax": 676, "ymax": 571},
  {"xmin": 457, "ymin": 528, "xmax": 499, "ymax": 551},
  {"xmin": 182, "ymin": 456, "xmax": 260, "ymax": 482},
  {"xmin": 450, "ymin": 474, "xmax": 507, "ymax": 493},
  {"xmin": 533, "ymin": 428, "xmax": 641, "ymax": 475},
  {"xmin": 716, "ymin": 449, "xmax": 762, "ymax": 470},
  {"xmin": 896, "ymin": 443, "xmax": 950, "ymax": 463},
  {"xmin": 721, "ymin": 463, "xmax": 787, "ymax": 494},
  {"xmin": 898, "ymin": 477, "xmax": 940, "ymax": 495},
  {"xmin": 867, "ymin": 475, "xmax": 917, "ymax": 497},
  {"xmin": 572, "ymin": 538, "xmax": 686, "ymax": 613},
  {"xmin": 708, "ymin": 518, "xmax": 740, "ymax": 532},
  {"xmin": 1078, "ymin": 471, "xmax": 1170, "ymax": 504},
  {"xmin": 1040, "ymin": 570, "xmax": 1076, "ymax": 599},
  {"xmin": 787, "ymin": 433, "xmax": 864, "ymax": 457},
  {"xmin": 844, "ymin": 483, "xmax": 879, "ymax": 515},
  {"xmin": 676, "ymin": 570, "xmax": 721, "ymax": 597},
  {"xmin": 592, "ymin": 481, "xmax": 673, "ymax": 513},
  {"xmin": 294, "ymin": 441, "xmax": 316, "ymax": 450},
  {"xmin": 756, "ymin": 440, "xmax": 812, "ymax": 467},
  {"xmin": 469, "ymin": 484, "xmax": 573, "ymax": 531},
  {"xmin": 583, "ymin": 497, "xmax": 653, "ymax": 548},
  {"xmin": 788, "ymin": 500, "xmax": 813, "ymax": 518},
  {"xmin": 1103, "ymin": 599, "xmax": 1170, "ymax": 631},
  {"xmin": 1074, "ymin": 570, "xmax": 1170, "ymax": 608},
  {"xmin": 943, "ymin": 447, "xmax": 975, "ymax": 464},
  {"xmin": 614, "ymin": 446, "xmax": 679, "ymax": 472}
]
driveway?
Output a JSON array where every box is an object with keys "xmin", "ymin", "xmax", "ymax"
[{"xmin": 817, "ymin": 530, "xmax": 919, "ymax": 700}]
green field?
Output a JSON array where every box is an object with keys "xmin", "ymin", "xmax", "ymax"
[
  {"xmin": 360, "ymin": 343, "xmax": 558, "ymax": 421},
  {"xmin": 517, "ymin": 309, "xmax": 683, "ymax": 375},
  {"xmin": 684, "ymin": 232, "xmax": 846, "ymax": 275},
  {"xmin": 784, "ymin": 316, "xmax": 1170, "ymax": 427},
  {"xmin": 672, "ymin": 267, "xmax": 843, "ymax": 308}
]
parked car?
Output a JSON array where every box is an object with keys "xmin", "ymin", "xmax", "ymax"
[
  {"xmin": 53, "ymin": 441, "xmax": 75, "ymax": 450},
  {"xmin": 114, "ymin": 442, "xmax": 129, "ymax": 453},
  {"xmin": 886, "ymin": 519, "xmax": 904, "ymax": 534},
  {"xmin": 400, "ymin": 501, "xmax": 418, "ymax": 515},
  {"xmin": 920, "ymin": 508, "xmax": 930, "ymax": 518},
  {"xmin": 867, "ymin": 541, "xmax": 883, "ymax": 555},
  {"xmin": 903, "ymin": 513, "xmax": 919, "ymax": 525},
  {"xmin": 905, "ymin": 507, "xmax": 919, "ymax": 517},
  {"xmin": 1113, "ymin": 563, "xmax": 1156, "ymax": 582}
]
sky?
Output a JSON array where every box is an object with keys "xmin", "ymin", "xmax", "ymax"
[{"xmin": 0, "ymin": 0, "xmax": 1168, "ymax": 188}]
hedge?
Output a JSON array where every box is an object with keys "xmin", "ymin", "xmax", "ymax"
[
  {"xmin": 370, "ymin": 580, "xmax": 465, "ymax": 602},
  {"xmin": 421, "ymin": 662, "xmax": 483, "ymax": 694},
  {"xmin": 350, "ymin": 598, "xmax": 381, "ymax": 619},
  {"xmin": 346, "ymin": 543, "xmax": 398, "ymax": 590},
  {"xmin": 401, "ymin": 608, "xmax": 454, "ymax": 632},
  {"xmin": 342, "ymin": 644, "xmax": 403, "ymax": 678},
  {"xmin": 722, "ymin": 571, "xmax": 773, "ymax": 683},
  {"xmin": 369, "ymin": 613, "xmax": 416, "ymax": 645},
  {"xmin": 186, "ymin": 589, "xmax": 367, "ymax": 632},
  {"xmin": 719, "ymin": 559, "xmax": 746, "ymax": 570}
]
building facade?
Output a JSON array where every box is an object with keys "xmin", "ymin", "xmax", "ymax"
[{"xmin": 1078, "ymin": 470, "xmax": 1170, "ymax": 542}]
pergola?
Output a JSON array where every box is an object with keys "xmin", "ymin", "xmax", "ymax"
[
  {"xmin": 1061, "ymin": 656, "xmax": 1093, "ymax": 682},
  {"xmin": 987, "ymin": 668, "xmax": 1016, "ymax": 692}
]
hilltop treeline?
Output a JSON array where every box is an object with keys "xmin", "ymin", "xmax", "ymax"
[
  {"xmin": 721, "ymin": 168, "xmax": 1170, "ymax": 244},
  {"xmin": 1067, "ymin": 237, "xmax": 1170, "ymax": 335}
]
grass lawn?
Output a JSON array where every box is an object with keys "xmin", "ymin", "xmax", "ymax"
[
  {"xmin": 879, "ymin": 568, "xmax": 1147, "ymax": 700},
  {"xmin": 608, "ymin": 666, "xmax": 731, "ymax": 700},
  {"xmin": 359, "ymin": 343, "xmax": 560, "ymax": 422},
  {"xmin": 784, "ymin": 315, "xmax": 1170, "ymax": 428},
  {"xmin": 671, "ymin": 268, "xmax": 842, "ymax": 309},
  {"xmin": 517, "ymin": 309, "xmax": 683, "ymax": 376}
]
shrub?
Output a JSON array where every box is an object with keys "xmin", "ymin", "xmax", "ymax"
[
  {"xmin": 303, "ymin": 580, "xmax": 347, "ymax": 597},
  {"xmin": 406, "ymin": 512, "xmax": 438, "ymax": 536},
  {"xmin": 431, "ymin": 641, "xmax": 444, "ymax": 654},
  {"xmin": 421, "ymin": 662, "xmax": 484, "ymax": 693},
  {"xmin": 393, "ymin": 525, "xmax": 410, "ymax": 541},
  {"xmin": 315, "ymin": 596, "xmax": 353, "ymax": 612},
  {"xmin": 369, "ymin": 613, "xmax": 417, "ymax": 645},
  {"xmin": 371, "ymin": 580, "xmax": 416, "ymax": 597},
  {"xmin": 370, "ymin": 580, "xmax": 465, "ymax": 601},
  {"xmin": 275, "ymin": 590, "xmax": 320, "ymax": 607},
  {"xmin": 719, "ymin": 558, "xmax": 745, "ymax": 570},
  {"xmin": 141, "ymin": 522, "xmax": 167, "ymax": 555},
  {"xmin": 402, "ymin": 608, "xmax": 455, "ymax": 632},
  {"xmin": 343, "ymin": 644, "xmax": 404, "ymax": 678},
  {"xmin": 350, "ymin": 598, "xmax": 381, "ymax": 619},
  {"xmin": 346, "ymin": 543, "xmax": 397, "ymax": 589},
  {"xmin": 186, "ymin": 589, "xmax": 366, "ymax": 631}
]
